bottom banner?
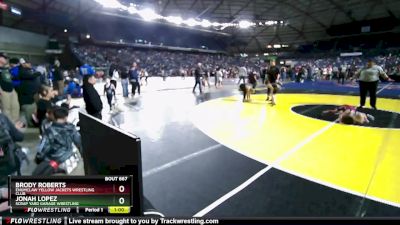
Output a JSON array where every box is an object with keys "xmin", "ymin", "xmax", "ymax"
[{"xmin": 1, "ymin": 217, "xmax": 400, "ymax": 225}]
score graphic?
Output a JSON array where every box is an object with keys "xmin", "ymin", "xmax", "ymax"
[{"xmin": 9, "ymin": 176, "xmax": 133, "ymax": 215}]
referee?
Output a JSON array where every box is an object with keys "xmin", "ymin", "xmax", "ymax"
[{"xmin": 355, "ymin": 60, "xmax": 394, "ymax": 110}]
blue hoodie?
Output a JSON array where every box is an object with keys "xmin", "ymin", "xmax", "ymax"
[{"xmin": 9, "ymin": 66, "xmax": 21, "ymax": 87}]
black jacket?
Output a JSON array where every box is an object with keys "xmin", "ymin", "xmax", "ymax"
[
  {"xmin": 18, "ymin": 67, "xmax": 41, "ymax": 105},
  {"xmin": 83, "ymin": 83, "xmax": 103, "ymax": 115},
  {"xmin": 53, "ymin": 67, "xmax": 63, "ymax": 81},
  {"xmin": 195, "ymin": 67, "xmax": 203, "ymax": 80}
]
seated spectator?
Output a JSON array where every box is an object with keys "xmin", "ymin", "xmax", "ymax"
[
  {"xmin": 33, "ymin": 106, "xmax": 82, "ymax": 175},
  {"xmin": 34, "ymin": 85, "xmax": 56, "ymax": 132}
]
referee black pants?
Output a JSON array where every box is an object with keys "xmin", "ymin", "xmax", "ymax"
[{"xmin": 359, "ymin": 81, "xmax": 378, "ymax": 108}]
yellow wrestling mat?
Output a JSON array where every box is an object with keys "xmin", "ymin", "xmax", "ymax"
[{"xmin": 190, "ymin": 93, "xmax": 400, "ymax": 207}]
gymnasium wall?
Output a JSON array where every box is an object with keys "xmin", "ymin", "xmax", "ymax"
[{"xmin": 0, "ymin": 26, "xmax": 48, "ymax": 63}]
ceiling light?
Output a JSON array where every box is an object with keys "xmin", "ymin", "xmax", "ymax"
[
  {"xmin": 185, "ymin": 18, "xmax": 200, "ymax": 27},
  {"xmin": 265, "ymin": 21, "xmax": 274, "ymax": 26},
  {"xmin": 128, "ymin": 6, "xmax": 137, "ymax": 14},
  {"xmin": 201, "ymin": 19, "xmax": 211, "ymax": 28},
  {"xmin": 64, "ymin": 29, "xmax": 68, "ymax": 33},
  {"xmin": 138, "ymin": 8, "xmax": 159, "ymax": 21},
  {"xmin": 93, "ymin": 0, "xmax": 125, "ymax": 9},
  {"xmin": 11, "ymin": 6, "xmax": 22, "ymax": 15},
  {"xmin": 166, "ymin": 16, "xmax": 183, "ymax": 25},
  {"xmin": 238, "ymin": 20, "xmax": 252, "ymax": 29},
  {"xmin": 273, "ymin": 44, "xmax": 281, "ymax": 48},
  {"xmin": 86, "ymin": 34, "xmax": 91, "ymax": 39}
]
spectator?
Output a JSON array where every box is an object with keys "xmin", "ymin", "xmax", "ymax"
[
  {"xmin": 0, "ymin": 188, "xmax": 9, "ymax": 212},
  {"xmin": 338, "ymin": 66, "xmax": 345, "ymax": 85},
  {"xmin": 104, "ymin": 77, "xmax": 116, "ymax": 111},
  {"xmin": 260, "ymin": 65, "xmax": 267, "ymax": 84},
  {"xmin": 35, "ymin": 64, "xmax": 49, "ymax": 86},
  {"xmin": 193, "ymin": 63, "xmax": 203, "ymax": 94},
  {"xmin": 17, "ymin": 58, "xmax": 41, "ymax": 127},
  {"xmin": 237, "ymin": 66, "xmax": 247, "ymax": 84},
  {"xmin": 215, "ymin": 67, "xmax": 223, "ymax": 88},
  {"xmin": 129, "ymin": 62, "xmax": 140, "ymax": 97},
  {"xmin": 65, "ymin": 78, "xmax": 82, "ymax": 98},
  {"xmin": 8, "ymin": 58, "xmax": 21, "ymax": 88},
  {"xmin": 120, "ymin": 66, "xmax": 129, "ymax": 98},
  {"xmin": 82, "ymin": 70, "xmax": 103, "ymax": 120},
  {"xmin": 280, "ymin": 66, "xmax": 287, "ymax": 82},
  {"xmin": 35, "ymin": 85, "xmax": 56, "ymax": 132},
  {"xmin": 0, "ymin": 53, "xmax": 20, "ymax": 122},
  {"xmin": 266, "ymin": 61, "xmax": 280, "ymax": 105},
  {"xmin": 0, "ymin": 110, "xmax": 24, "ymax": 186},
  {"xmin": 33, "ymin": 106, "xmax": 81, "ymax": 175},
  {"xmin": 248, "ymin": 71, "xmax": 257, "ymax": 89},
  {"xmin": 53, "ymin": 60, "xmax": 64, "ymax": 94},
  {"xmin": 140, "ymin": 69, "xmax": 149, "ymax": 86}
]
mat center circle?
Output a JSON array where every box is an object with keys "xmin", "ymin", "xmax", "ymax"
[{"xmin": 291, "ymin": 104, "xmax": 400, "ymax": 129}]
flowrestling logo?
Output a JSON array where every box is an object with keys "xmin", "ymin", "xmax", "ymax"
[{"xmin": 6, "ymin": 217, "xmax": 63, "ymax": 224}]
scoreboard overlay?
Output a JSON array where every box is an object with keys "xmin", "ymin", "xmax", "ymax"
[{"xmin": 9, "ymin": 176, "xmax": 133, "ymax": 215}]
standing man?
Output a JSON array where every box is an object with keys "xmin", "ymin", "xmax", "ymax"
[
  {"xmin": 280, "ymin": 66, "xmax": 287, "ymax": 82},
  {"xmin": 17, "ymin": 58, "xmax": 41, "ymax": 127},
  {"xmin": 260, "ymin": 65, "xmax": 267, "ymax": 85},
  {"xmin": 266, "ymin": 61, "xmax": 280, "ymax": 106},
  {"xmin": 203, "ymin": 67, "xmax": 211, "ymax": 88},
  {"xmin": 215, "ymin": 67, "xmax": 223, "ymax": 88},
  {"xmin": 355, "ymin": 60, "xmax": 394, "ymax": 110},
  {"xmin": 120, "ymin": 66, "xmax": 129, "ymax": 98},
  {"xmin": 237, "ymin": 65, "xmax": 247, "ymax": 84},
  {"xmin": 129, "ymin": 62, "xmax": 140, "ymax": 97},
  {"xmin": 192, "ymin": 63, "xmax": 203, "ymax": 94},
  {"xmin": 0, "ymin": 53, "xmax": 20, "ymax": 122},
  {"xmin": 248, "ymin": 70, "xmax": 257, "ymax": 89},
  {"xmin": 53, "ymin": 60, "xmax": 64, "ymax": 95},
  {"xmin": 338, "ymin": 66, "xmax": 345, "ymax": 85},
  {"xmin": 82, "ymin": 65, "xmax": 103, "ymax": 119}
]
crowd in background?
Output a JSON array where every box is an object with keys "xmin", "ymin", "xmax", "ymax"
[
  {"xmin": 73, "ymin": 45, "xmax": 400, "ymax": 83},
  {"xmin": 72, "ymin": 45, "xmax": 258, "ymax": 78}
]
